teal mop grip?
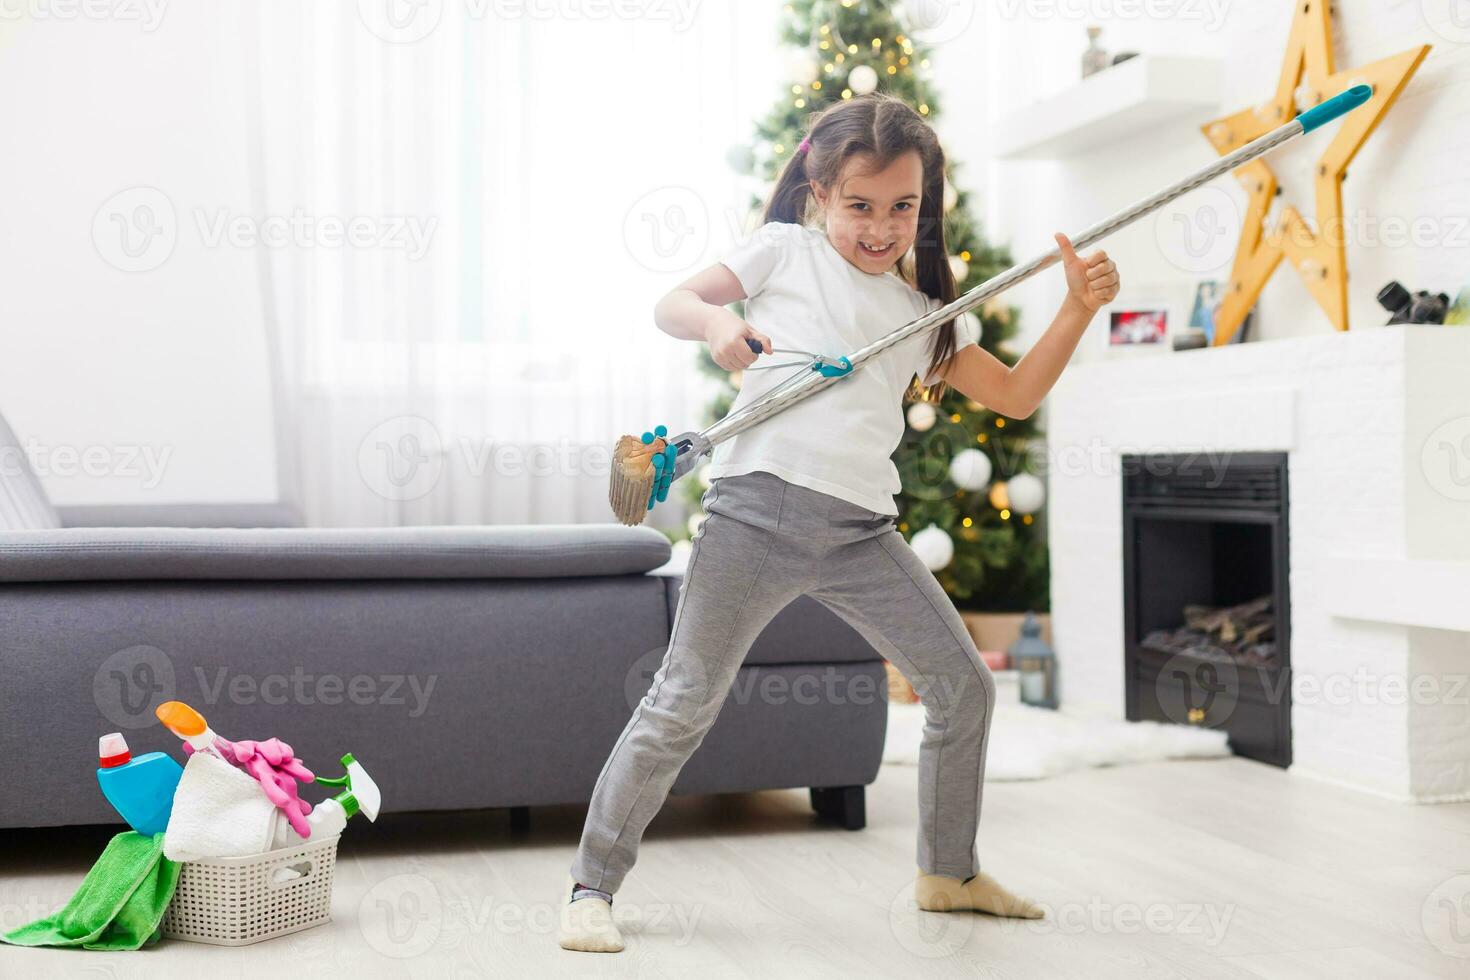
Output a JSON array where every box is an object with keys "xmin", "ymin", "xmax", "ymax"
[{"xmin": 1296, "ymin": 84, "xmax": 1373, "ymax": 134}]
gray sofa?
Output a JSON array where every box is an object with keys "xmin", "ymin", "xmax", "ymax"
[{"xmin": 0, "ymin": 413, "xmax": 887, "ymax": 832}]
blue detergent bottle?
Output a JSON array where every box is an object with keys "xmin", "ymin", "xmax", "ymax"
[{"xmin": 95, "ymin": 732, "xmax": 183, "ymax": 837}]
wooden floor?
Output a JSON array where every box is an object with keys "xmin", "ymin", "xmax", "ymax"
[{"xmin": 2, "ymin": 756, "xmax": 1466, "ymax": 978}]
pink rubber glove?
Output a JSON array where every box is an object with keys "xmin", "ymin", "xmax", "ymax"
[{"xmin": 185, "ymin": 735, "xmax": 316, "ymax": 839}]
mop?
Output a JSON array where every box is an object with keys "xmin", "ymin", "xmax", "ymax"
[{"xmin": 608, "ymin": 85, "xmax": 1374, "ymax": 526}]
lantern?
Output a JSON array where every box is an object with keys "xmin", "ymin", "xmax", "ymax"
[{"xmin": 1007, "ymin": 610, "xmax": 1056, "ymax": 709}]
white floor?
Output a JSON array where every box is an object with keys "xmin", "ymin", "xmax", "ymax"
[{"xmin": 2, "ymin": 754, "xmax": 1467, "ymax": 979}]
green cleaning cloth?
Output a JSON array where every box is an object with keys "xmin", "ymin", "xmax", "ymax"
[{"xmin": 1, "ymin": 830, "xmax": 182, "ymax": 952}]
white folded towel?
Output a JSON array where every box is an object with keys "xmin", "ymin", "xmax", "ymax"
[{"xmin": 163, "ymin": 749, "xmax": 278, "ymax": 861}]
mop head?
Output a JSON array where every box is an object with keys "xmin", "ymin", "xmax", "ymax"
[{"xmin": 609, "ymin": 425, "xmax": 678, "ymax": 526}]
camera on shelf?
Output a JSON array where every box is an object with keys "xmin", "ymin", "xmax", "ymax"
[{"xmin": 1377, "ymin": 281, "xmax": 1450, "ymax": 325}]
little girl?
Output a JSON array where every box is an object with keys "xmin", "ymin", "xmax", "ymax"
[{"xmin": 561, "ymin": 92, "xmax": 1119, "ymax": 953}]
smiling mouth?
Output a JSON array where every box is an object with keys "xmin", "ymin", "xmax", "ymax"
[{"xmin": 858, "ymin": 240, "xmax": 895, "ymax": 257}]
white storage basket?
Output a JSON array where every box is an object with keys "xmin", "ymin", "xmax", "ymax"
[{"xmin": 161, "ymin": 833, "xmax": 340, "ymax": 946}]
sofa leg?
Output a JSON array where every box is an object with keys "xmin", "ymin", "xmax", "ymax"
[
  {"xmin": 509, "ymin": 805, "xmax": 530, "ymax": 834},
  {"xmin": 809, "ymin": 785, "xmax": 865, "ymax": 831}
]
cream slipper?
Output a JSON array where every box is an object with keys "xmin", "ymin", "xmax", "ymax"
[
  {"xmin": 915, "ymin": 868, "xmax": 1045, "ymax": 918},
  {"xmin": 559, "ymin": 873, "xmax": 625, "ymax": 952}
]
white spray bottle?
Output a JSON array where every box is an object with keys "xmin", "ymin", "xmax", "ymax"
[{"xmin": 273, "ymin": 752, "xmax": 381, "ymax": 847}]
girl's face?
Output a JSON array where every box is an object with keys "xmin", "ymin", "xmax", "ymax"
[{"xmin": 811, "ymin": 149, "xmax": 923, "ymax": 276}]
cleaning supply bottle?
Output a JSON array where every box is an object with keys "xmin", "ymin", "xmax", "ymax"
[
  {"xmin": 95, "ymin": 733, "xmax": 183, "ymax": 838},
  {"xmin": 155, "ymin": 700, "xmax": 225, "ymax": 757},
  {"xmin": 271, "ymin": 753, "xmax": 382, "ymax": 848}
]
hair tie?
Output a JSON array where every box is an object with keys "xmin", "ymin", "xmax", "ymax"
[{"xmin": 797, "ymin": 134, "xmax": 811, "ymax": 155}]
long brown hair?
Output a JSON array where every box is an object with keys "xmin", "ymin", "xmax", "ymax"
[{"xmin": 760, "ymin": 92, "xmax": 957, "ymax": 401}]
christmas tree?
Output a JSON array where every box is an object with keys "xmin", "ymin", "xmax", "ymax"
[{"xmin": 678, "ymin": 0, "xmax": 1048, "ymax": 613}]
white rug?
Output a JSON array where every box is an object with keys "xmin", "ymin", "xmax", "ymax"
[{"xmin": 883, "ymin": 699, "xmax": 1230, "ymax": 781}]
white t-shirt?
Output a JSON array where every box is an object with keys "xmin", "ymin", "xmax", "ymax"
[{"xmin": 706, "ymin": 220, "xmax": 980, "ymax": 517}]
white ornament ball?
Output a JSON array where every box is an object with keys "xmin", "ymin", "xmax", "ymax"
[
  {"xmin": 725, "ymin": 144, "xmax": 755, "ymax": 175},
  {"xmin": 943, "ymin": 178, "xmax": 958, "ymax": 213},
  {"xmin": 949, "ymin": 448, "xmax": 992, "ymax": 491},
  {"xmin": 848, "ymin": 64, "xmax": 879, "ymax": 95},
  {"xmin": 788, "ymin": 50, "xmax": 820, "ymax": 86},
  {"xmin": 687, "ymin": 512, "xmax": 707, "ymax": 537},
  {"xmin": 906, "ymin": 401, "xmax": 937, "ymax": 432},
  {"xmin": 911, "ymin": 523, "xmax": 954, "ymax": 571},
  {"xmin": 1007, "ymin": 472, "xmax": 1046, "ymax": 514},
  {"xmin": 949, "ymin": 254, "xmax": 969, "ymax": 283}
]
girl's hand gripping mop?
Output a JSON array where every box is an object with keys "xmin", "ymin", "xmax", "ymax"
[{"xmin": 607, "ymin": 85, "xmax": 1375, "ymax": 526}]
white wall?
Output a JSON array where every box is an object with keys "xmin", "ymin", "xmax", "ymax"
[
  {"xmin": 931, "ymin": 0, "xmax": 1464, "ymax": 363},
  {"xmin": 0, "ymin": 4, "xmax": 278, "ymax": 506}
]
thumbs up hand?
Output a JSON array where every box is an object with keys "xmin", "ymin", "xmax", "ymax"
[{"xmin": 1055, "ymin": 232, "xmax": 1120, "ymax": 314}]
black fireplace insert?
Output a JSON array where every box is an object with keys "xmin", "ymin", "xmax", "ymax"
[{"xmin": 1122, "ymin": 451, "xmax": 1292, "ymax": 767}]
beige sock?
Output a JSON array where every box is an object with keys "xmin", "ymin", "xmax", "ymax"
[
  {"xmin": 914, "ymin": 868, "xmax": 1045, "ymax": 918},
  {"xmin": 558, "ymin": 873, "xmax": 625, "ymax": 953}
]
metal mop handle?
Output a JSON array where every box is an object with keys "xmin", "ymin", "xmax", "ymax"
[{"xmin": 666, "ymin": 85, "xmax": 1373, "ymax": 480}]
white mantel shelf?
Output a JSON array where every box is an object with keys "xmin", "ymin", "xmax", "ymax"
[
  {"xmin": 1324, "ymin": 557, "xmax": 1470, "ymax": 632},
  {"xmin": 993, "ymin": 55, "xmax": 1223, "ymax": 159}
]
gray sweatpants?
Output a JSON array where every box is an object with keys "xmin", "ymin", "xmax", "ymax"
[{"xmin": 571, "ymin": 469, "xmax": 997, "ymax": 894}]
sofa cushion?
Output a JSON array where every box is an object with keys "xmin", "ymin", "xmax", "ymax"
[
  {"xmin": 0, "ymin": 410, "xmax": 60, "ymax": 530},
  {"xmin": 0, "ymin": 523, "xmax": 671, "ymax": 582}
]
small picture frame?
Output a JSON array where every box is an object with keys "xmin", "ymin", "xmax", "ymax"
[
  {"xmin": 1189, "ymin": 280, "xmax": 1224, "ymax": 344},
  {"xmin": 1108, "ymin": 307, "xmax": 1168, "ymax": 346}
]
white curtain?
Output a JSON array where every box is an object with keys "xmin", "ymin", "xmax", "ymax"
[{"xmin": 246, "ymin": 1, "xmax": 781, "ymax": 528}]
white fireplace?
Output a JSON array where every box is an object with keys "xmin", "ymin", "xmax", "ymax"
[{"xmin": 1044, "ymin": 326, "xmax": 1470, "ymax": 802}]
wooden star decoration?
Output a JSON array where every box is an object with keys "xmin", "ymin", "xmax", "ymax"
[{"xmin": 1200, "ymin": 2, "xmax": 1429, "ymax": 345}]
